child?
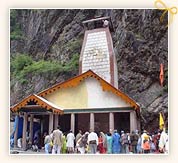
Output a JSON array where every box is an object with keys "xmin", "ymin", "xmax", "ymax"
[{"xmin": 143, "ymin": 136, "xmax": 150, "ymax": 154}]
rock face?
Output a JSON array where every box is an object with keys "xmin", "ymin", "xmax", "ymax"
[{"xmin": 10, "ymin": 9, "xmax": 168, "ymax": 132}]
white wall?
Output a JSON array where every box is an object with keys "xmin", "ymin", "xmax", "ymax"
[{"xmin": 85, "ymin": 78, "xmax": 130, "ymax": 108}]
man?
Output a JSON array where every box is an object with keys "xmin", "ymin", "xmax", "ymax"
[
  {"xmin": 52, "ymin": 126, "xmax": 63, "ymax": 154},
  {"xmin": 130, "ymin": 130, "xmax": 139, "ymax": 153},
  {"xmin": 88, "ymin": 129, "xmax": 98, "ymax": 154},
  {"xmin": 120, "ymin": 130, "xmax": 129, "ymax": 154},
  {"xmin": 159, "ymin": 129, "xmax": 168, "ymax": 154},
  {"xmin": 66, "ymin": 130, "xmax": 75, "ymax": 153}
]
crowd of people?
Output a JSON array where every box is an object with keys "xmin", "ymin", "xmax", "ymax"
[
  {"xmin": 11, "ymin": 125, "xmax": 168, "ymax": 154},
  {"xmin": 41, "ymin": 126, "xmax": 168, "ymax": 154}
]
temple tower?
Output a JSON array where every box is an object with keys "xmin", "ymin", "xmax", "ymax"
[{"xmin": 79, "ymin": 17, "xmax": 118, "ymax": 88}]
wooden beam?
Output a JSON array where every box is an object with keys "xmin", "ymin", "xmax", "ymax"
[
  {"xmin": 54, "ymin": 114, "xmax": 59, "ymax": 130},
  {"xmin": 29, "ymin": 114, "xmax": 34, "ymax": 144},
  {"xmin": 90, "ymin": 113, "xmax": 94, "ymax": 131},
  {"xmin": 22, "ymin": 113, "xmax": 28, "ymax": 150},
  {"xmin": 130, "ymin": 111, "xmax": 137, "ymax": 133},
  {"xmin": 49, "ymin": 113, "xmax": 54, "ymax": 134},
  {"xmin": 82, "ymin": 16, "xmax": 110, "ymax": 24},
  {"xmin": 70, "ymin": 113, "xmax": 75, "ymax": 133},
  {"xmin": 14, "ymin": 115, "xmax": 19, "ymax": 148},
  {"xmin": 109, "ymin": 112, "xmax": 114, "ymax": 134}
]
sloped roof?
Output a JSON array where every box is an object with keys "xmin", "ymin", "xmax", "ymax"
[
  {"xmin": 10, "ymin": 94, "xmax": 63, "ymax": 114},
  {"xmin": 38, "ymin": 70, "xmax": 140, "ymax": 112}
]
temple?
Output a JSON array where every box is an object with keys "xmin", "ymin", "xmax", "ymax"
[{"xmin": 10, "ymin": 16, "xmax": 140, "ymax": 150}]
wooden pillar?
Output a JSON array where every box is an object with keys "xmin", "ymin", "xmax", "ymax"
[
  {"xmin": 41, "ymin": 117, "xmax": 44, "ymax": 136},
  {"xmin": 14, "ymin": 115, "xmax": 19, "ymax": 148},
  {"xmin": 71, "ymin": 113, "xmax": 75, "ymax": 133},
  {"xmin": 54, "ymin": 114, "xmax": 59, "ymax": 130},
  {"xmin": 130, "ymin": 111, "xmax": 137, "ymax": 133},
  {"xmin": 137, "ymin": 117, "xmax": 141, "ymax": 132},
  {"xmin": 29, "ymin": 114, "xmax": 34, "ymax": 144},
  {"xmin": 109, "ymin": 112, "xmax": 114, "ymax": 134},
  {"xmin": 49, "ymin": 113, "xmax": 54, "ymax": 134},
  {"xmin": 90, "ymin": 113, "xmax": 94, "ymax": 131},
  {"xmin": 22, "ymin": 112, "xmax": 28, "ymax": 150}
]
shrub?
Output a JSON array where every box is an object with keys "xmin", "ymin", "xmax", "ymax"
[
  {"xmin": 11, "ymin": 53, "xmax": 80, "ymax": 84},
  {"xmin": 10, "ymin": 10, "xmax": 24, "ymax": 40},
  {"xmin": 11, "ymin": 54, "xmax": 33, "ymax": 72}
]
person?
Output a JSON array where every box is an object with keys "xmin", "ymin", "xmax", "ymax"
[
  {"xmin": 77, "ymin": 132, "xmax": 89, "ymax": 154},
  {"xmin": 98, "ymin": 132, "xmax": 106, "ymax": 154},
  {"xmin": 112, "ymin": 130, "xmax": 121, "ymax": 154},
  {"xmin": 17, "ymin": 138, "xmax": 22, "ymax": 148},
  {"xmin": 141, "ymin": 130, "xmax": 148, "ymax": 153},
  {"xmin": 61, "ymin": 132, "xmax": 67, "ymax": 154},
  {"xmin": 76, "ymin": 130, "xmax": 82, "ymax": 144},
  {"xmin": 100, "ymin": 132, "xmax": 107, "ymax": 153},
  {"xmin": 10, "ymin": 137, "xmax": 14, "ymax": 149},
  {"xmin": 137, "ymin": 134, "xmax": 142, "ymax": 154},
  {"xmin": 159, "ymin": 129, "xmax": 168, "ymax": 154},
  {"xmin": 120, "ymin": 130, "xmax": 129, "ymax": 154},
  {"xmin": 75, "ymin": 130, "xmax": 82, "ymax": 152},
  {"xmin": 106, "ymin": 132, "xmax": 112, "ymax": 154},
  {"xmin": 150, "ymin": 138, "xmax": 156, "ymax": 153},
  {"xmin": 152, "ymin": 131, "xmax": 160, "ymax": 153},
  {"xmin": 44, "ymin": 132, "xmax": 52, "ymax": 154},
  {"xmin": 52, "ymin": 126, "xmax": 63, "ymax": 154},
  {"xmin": 88, "ymin": 129, "xmax": 98, "ymax": 154},
  {"xmin": 32, "ymin": 130, "xmax": 40, "ymax": 152},
  {"xmin": 143, "ymin": 135, "xmax": 150, "ymax": 154},
  {"xmin": 66, "ymin": 130, "xmax": 75, "ymax": 153},
  {"xmin": 130, "ymin": 130, "xmax": 139, "ymax": 154}
]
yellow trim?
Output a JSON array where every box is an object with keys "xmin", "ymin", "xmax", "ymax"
[{"xmin": 10, "ymin": 94, "xmax": 63, "ymax": 115}]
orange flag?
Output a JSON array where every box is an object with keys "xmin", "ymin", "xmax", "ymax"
[{"xmin": 159, "ymin": 63, "xmax": 164, "ymax": 87}]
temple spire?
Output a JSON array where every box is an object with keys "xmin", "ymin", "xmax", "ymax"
[{"xmin": 79, "ymin": 16, "xmax": 118, "ymax": 88}]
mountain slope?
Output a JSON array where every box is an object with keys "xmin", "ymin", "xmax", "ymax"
[{"xmin": 10, "ymin": 9, "xmax": 168, "ymax": 131}]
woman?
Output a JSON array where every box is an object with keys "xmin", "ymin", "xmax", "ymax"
[
  {"xmin": 77, "ymin": 132, "xmax": 89, "ymax": 154},
  {"xmin": 61, "ymin": 133, "xmax": 67, "ymax": 154},
  {"xmin": 44, "ymin": 133, "xmax": 52, "ymax": 154},
  {"xmin": 98, "ymin": 132, "xmax": 106, "ymax": 154},
  {"xmin": 106, "ymin": 132, "xmax": 112, "ymax": 154}
]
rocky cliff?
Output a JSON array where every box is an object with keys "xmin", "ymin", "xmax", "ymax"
[{"xmin": 10, "ymin": 9, "xmax": 168, "ymax": 132}]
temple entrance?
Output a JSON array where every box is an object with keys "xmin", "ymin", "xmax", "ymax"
[
  {"xmin": 59, "ymin": 114, "xmax": 71, "ymax": 134},
  {"xmin": 77, "ymin": 113, "xmax": 90, "ymax": 134},
  {"xmin": 114, "ymin": 112, "xmax": 130, "ymax": 134},
  {"xmin": 95, "ymin": 113, "xmax": 109, "ymax": 134},
  {"xmin": 41, "ymin": 115, "xmax": 49, "ymax": 134}
]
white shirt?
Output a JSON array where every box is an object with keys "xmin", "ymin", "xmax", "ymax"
[
  {"xmin": 66, "ymin": 132, "xmax": 75, "ymax": 148},
  {"xmin": 88, "ymin": 132, "xmax": 98, "ymax": 145},
  {"xmin": 159, "ymin": 131, "xmax": 168, "ymax": 153}
]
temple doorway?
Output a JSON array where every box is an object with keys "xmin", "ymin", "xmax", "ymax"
[
  {"xmin": 77, "ymin": 113, "xmax": 90, "ymax": 134},
  {"xmin": 59, "ymin": 114, "xmax": 71, "ymax": 134},
  {"xmin": 95, "ymin": 113, "xmax": 109, "ymax": 134},
  {"xmin": 114, "ymin": 112, "xmax": 130, "ymax": 134}
]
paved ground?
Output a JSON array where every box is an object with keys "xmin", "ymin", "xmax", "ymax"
[{"xmin": 10, "ymin": 148, "xmax": 46, "ymax": 154}]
